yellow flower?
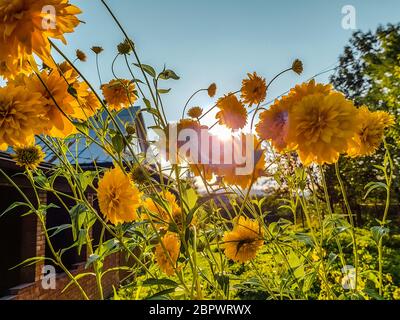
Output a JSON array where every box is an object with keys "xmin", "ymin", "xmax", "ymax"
[
  {"xmin": 292, "ymin": 59, "xmax": 304, "ymax": 75},
  {"xmin": 222, "ymin": 216, "xmax": 264, "ymax": 263},
  {"xmin": 216, "ymin": 94, "xmax": 247, "ymax": 130},
  {"xmin": 58, "ymin": 61, "xmax": 79, "ymax": 84},
  {"xmin": 207, "ymin": 83, "xmax": 217, "ymax": 98},
  {"xmin": 155, "ymin": 232, "xmax": 181, "ymax": 276},
  {"xmin": 0, "ymin": 0, "xmax": 81, "ymax": 74},
  {"xmin": 0, "ymin": 56, "xmax": 32, "ymax": 80},
  {"xmin": 187, "ymin": 106, "xmax": 203, "ymax": 119},
  {"xmin": 143, "ymin": 191, "xmax": 182, "ymax": 228},
  {"xmin": 256, "ymin": 100, "xmax": 290, "ymax": 152},
  {"xmin": 97, "ymin": 167, "xmax": 143, "ymax": 225},
  {"xmin": 91, "ymin": 46, "xmax": 104, "ymax": 55},
  {"xmin": 117, "ymin": 39, "xmax": 134, "ymax": 55},
  {"xmin": 101, "ymin": 79, "xmax": 137, "ymax": 111},
  {"xmin": 221, "ymin": 134, "xmax": 266, "ymax": 189},
  {"xmin": 286, "ymin": 79, "xmax": 332, "ymax": 106},
  {"xmin": 12, "ymin": 145, "xmax": 45, "ymax": 170},
  {"xmin": 130, "ymin": 164, "xmax": 148, "ymax": 185},
  {"xmin": 393, "ymin": 287, "xmax": 400, "ymax": 300},
  {"xmin": 288, "ymin": 92, "xmax": 359, "ymax": 166},
  {"xmin": 75, "ymin": 49, "xmax": 87, "ymax": 62},
  {"xmin": 241, "ymin": 72, "xmax": 267, "ymax": 105},
  {"xmin": 347, "ymin": 107, "xmax": 395, "ymax": 157},
  {"xmin": 0, "ymin": 84, "xmax": 45, "ymax": 150},
  {"xmin": 25, "ymin": 70, "xmax": 79, "ymax": 138},
  {"xmin": 57, "ymin": 62, "xmax": 101, "ymax": 119},
  {"xmin": 170, "ymin": 119, "xmax": 209, "ymax": 164},
  {"xmin": 189, "ymin": 163, "xmax": 215, "ymax": 181},
  {"xmin": 74, "ymin": 81, "xmax": 102, "ymax": 119}
]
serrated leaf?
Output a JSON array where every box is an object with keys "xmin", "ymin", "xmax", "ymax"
[{"xmin": 134, "ymin": 63, "xmax": 156, "ymax": 78}]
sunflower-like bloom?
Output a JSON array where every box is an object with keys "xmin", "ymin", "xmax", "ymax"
[
  {"xmin": 0, "ymin": 0, "xmax": 81, "ymax": 77},
  {"xmin": 256, "ymin": 100, "xmax": 290, "ymax": 152},
  {"xmin": 189, "ymin": 163, "xmax": 215, "ymax": 181},
  {"xmin": 117, "ymin": 39, "xmax": 133, "ymax": 55},
  {"xmin": 155, "ymin": 232, "xmax": 181, "ymax": 276},
  {"xmin": 241, "ymin": 72, "xmax": 267, "ymax": 105},
  {"xmin": 222, "ymin": 216, "xmax": 264, "ymax": 263},
  {"xmin": 219, "ymin": 134, "xmax": 266, "ymax": 189},
  {"xmin": 216, "ymin": 94, "xmax": 247, "ymax": 130},
  {"xmin": 207, "ymin": 83, "xmax": 217, "ymax": 98},
  {"xmin": 58, "ymin": 61, "xmax": 79, "ymax": 83},
  {"xmin": 256, "ymin": 80, "xmax": 332, "ymax": 152},
  {"xmin": 91, "ymin": 46, "xmax": 104, "ymax": 55},
  {"xmin": 97, "ymin": 167, "xmax": 143, "ymax": 225},
  {"xmin": 0, "ymin": 84, "xmax": 45, "ymax": 150},
  {"xmin": 347, "ymin": 107, "xmax": 394, "ymax": 157},
  {"xmin": 187, "ymin": 106, "xmax": 203, "ymax": 119},
  {"xmin": 0, "ymin": 56, "xmax": 32, "ymax": 80},
  {"xmin": 143, "ymin": 191, "xmax": 182, "ymax": 229},
  {"xmin": 24, "ymin": 70, "xmax": 79, "ymax": 138},
  {"xmin": 12, "ymin": 145, "xmax": 45, "ymax": 170},
  {"xmin": 170, "ymin": 119, "xmax": 209, "ymax": 164},
  {"xmin": 75, "ymin": 49, "xmax": 87, "ymax": 62},
  {"xmin": 286, "ymin": 79, "xmax": 332, "ymax": 106},
  {"xmin": 288, "ymin": 92, "xmax": 359, "ymax": 165},
  {"xmin": 101, "ymin": 79, "xmax": 137, "ymax": 111},
  {"xmin": 74, "ymin": 81, "xmax": 101, "ymax": 119},
  {"xmin": 292, "ymin": 59, "xmax": 304, "ymax": 75},
  {"xmin": 57, "ymin": 62, "xmax": 101, "ymax": 119}
]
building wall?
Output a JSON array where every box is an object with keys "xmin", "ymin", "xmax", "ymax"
[{"xmin": 0, "ymin": 189, "xmax": 121, "ymax": 300}]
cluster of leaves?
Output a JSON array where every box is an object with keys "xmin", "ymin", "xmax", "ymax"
[{"xmin": 326, "ymin": 23, "xmax": 400, "ymax": 215}]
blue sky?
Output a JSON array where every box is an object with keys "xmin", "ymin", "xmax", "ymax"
[{"xmin": 58, "ymin": 0, "xmax": 400, "ymax": 126}]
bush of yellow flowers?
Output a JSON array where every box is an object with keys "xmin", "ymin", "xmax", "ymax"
[{"xmin": 0, "ymin": 0, "xmax": 399, "ymax": 301}]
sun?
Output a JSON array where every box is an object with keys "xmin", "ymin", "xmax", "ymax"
[{"xmin": 210, "ymin": 124, "xmax": 232, "ymax": 141}]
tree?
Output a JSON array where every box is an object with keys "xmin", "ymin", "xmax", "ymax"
[{"xmin": 326, "ymin": 24, "xmax": 400, "ymax": 225}]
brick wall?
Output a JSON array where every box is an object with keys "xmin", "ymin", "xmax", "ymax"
[
  {"xmin": 1, "ymin": 191, "xmax": 121, "ymax": 300},
  {"xmin": 8, "ymin": 254, "xmax": 120, "ymax": 300}
]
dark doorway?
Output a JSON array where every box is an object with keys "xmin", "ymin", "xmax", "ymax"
[
  {"xmin": 0, "ymin": 187, "xmax": 37, "ymax": 297},
  {"xmin": 45, "ymin": 192, "xmax": 86, "ymax": 273}
]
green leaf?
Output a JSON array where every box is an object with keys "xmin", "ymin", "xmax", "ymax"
[
  {"xmin": 157, "ymin": 88, "xmax": 171, "ymax": 94},
  {"xmin": 73, "ymin": 121, "xmax": 90, "ymax": 136},
  {"xmin": 142, "ymin": 278, "xmax": 179, "ymax": 288},
  {"xmin": 48, "ymin": 224, "xmax": 72, "ymax": 238},
  {"xmin": 10, "ymin": 256, "xmax": 54, "ymax": 270},
  {"xmin": 1, "ymin": 201, "xmax": 30, "ymax": 218},
  {"xmin": 112, "ymin": 133, "xmax": 125, "ymax": 154},
  {"xmin": 134, "ymin": 63, "xmax": 156, "ymax": 78},
  {"xmin": 61, "ymin": 273, "xmax": 96, "ymax": 294},
  {"xmin": 85, "ymin": 254, "xmax": 100, "ymax": 268},
  {"xmin": 146, "ymin": 108, "xmax": 161, "ymax": 117},
  {"xmin": 69, "ymin": 203, "xmax": 95, "ymax": 242},
  {"xmin": 371, "ymin": 225, "xmax": 389, "ymax": 244},
  {"xmin": 34, "ymin": 174, "xmax": 50, "ymax": 189},
  {"xmin": 146, "ymin": 288, "xmax": 175, "ymax": 300},
  {"xmin": 182, "ymin": 188, "xmax": 198, "ymax": 211},
  {"xmin": 77, "ymin": 171, "xmax": 97, "ymax": 192},
  {"xmin": 159, "ymin": 69, "xmax": 180, "ymax": 80},
  {"xmin": 143, "ymin": 98, "xmax": 151, "ymax": 109}
]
